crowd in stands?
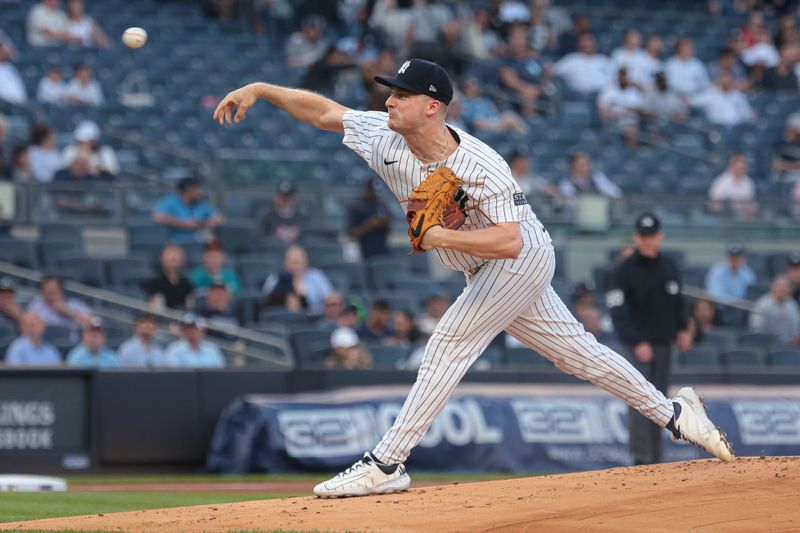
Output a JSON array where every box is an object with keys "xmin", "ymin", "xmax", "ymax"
[{"xmin": 2, "ymin": 0, "xmax": 800, "ymax": 370}]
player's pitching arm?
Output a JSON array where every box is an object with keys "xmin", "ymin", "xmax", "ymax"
[
  {"xmin": 213, "ymin": 82, "xmax": 349, "ymax": 132},
  {"xmin": 421, "ymin": 223, "xmax": 522, "ymax": 260}
]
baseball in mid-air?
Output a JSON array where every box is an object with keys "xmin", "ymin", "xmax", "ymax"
[{"xmin": 122, "ymin": 27, "xmax": 147, "ymax": 48}]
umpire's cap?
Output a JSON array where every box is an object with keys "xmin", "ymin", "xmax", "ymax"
[
  {"xmin": 375, "ymin": 59, "xmax": 454, "ymax": 105},
  {"xmin": 634, "ymin": 212, "xmax": 661, "ymax": 235}
]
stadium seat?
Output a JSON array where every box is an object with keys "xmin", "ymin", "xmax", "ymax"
[
  {"xmin": 679, "ymin": 347, "xmax": 720, "ymax": 367},
  {"xmin": 768, "ymin": 350, "xmax": 800, "ymax": 366},
  {"xmin": 737, "ymin": 332, "xmax": 781, "ymax": 350},
  {"xmin": 289, "ymin": 329, "xmax": 332, "ymax": 365},
  {"xmin": 504, "ymin": 346, "xmax": 551, "ymax": 366},
  {"xmin": 369, "ymin": 345, "xmax": 411, "ymax": 369},
  {"xmin": 39, "ymin": 224, "xmax": 83, "ymax": 249},
  {"xmin": 57, "ymin": 257, "xmax": 107, "ymax": 287},
  {"xmin": 106, "ymin": 257, "xmax": 152, "ymax": 287},
  {"xmin": 319, "ymin": 262, "xmax": 368, "ymax": 293},
  {"xmin": 237, "ymin": 259, "xmax": 277, "ymax": 290},
  {"xmin": 260, "ymin": 309, "xmax": 312, "ymax": 327},
  {"xmin": 721, "ymin": 349, "xmax": 764, "ymax": 367},
  {"xmin": 367, "ymin": 258, "xmax": 411, "ymax": 291},
  {"xmin": 0, "ymin": 239, "xmax": 39, "ymax": 269}
]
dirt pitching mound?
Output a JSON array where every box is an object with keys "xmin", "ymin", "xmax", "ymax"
[{"xmin": 3, "ymin": 457, "xmax": 798, "ymax": 532}]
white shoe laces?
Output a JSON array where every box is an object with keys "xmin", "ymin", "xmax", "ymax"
[{"xmin": 337, "ymin": 459, "xmax": 367, "ymax": 479}]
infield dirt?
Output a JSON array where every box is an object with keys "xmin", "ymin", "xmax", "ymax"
[{"xmin": 2, "ymin": 456, "xmax": 798, "ymax": 532}]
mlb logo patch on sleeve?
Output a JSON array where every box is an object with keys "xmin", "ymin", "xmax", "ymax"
[{"xmin": 513, "ymin": 193, "xmax": 527, "ymax": 206}]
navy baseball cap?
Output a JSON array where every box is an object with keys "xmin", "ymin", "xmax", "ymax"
[
  {"xmin": 727, "ymin": 242, "xmax": 746, "ymax": 256},
  {"xmin": 635, "ymin": 213, "xmax": 661, "ymax": 235},
  {"xmin": 375, "ymin": 59, "xmax": 454, "ymax": 105}
]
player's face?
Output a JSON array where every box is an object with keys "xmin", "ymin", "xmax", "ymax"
[
  {"xmin": 385, "ymin": 88, "xmax": 433, "ymax": 133},
  {"xmin": 634, "ymin": 232, "xmax": 663, "ymax": 257}
]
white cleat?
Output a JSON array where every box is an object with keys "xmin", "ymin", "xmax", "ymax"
[
  {"xmin": 672, "ymin": 387, "xmax": 735, "ymax": 462},
  {"xmin": 313, "ymin": 452, "xmax": 411, "ymax": 498}
]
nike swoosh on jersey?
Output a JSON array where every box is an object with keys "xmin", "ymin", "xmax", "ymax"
[{"xmin": 384, "ymin": 159, "xmax": 399, "ymax": 165}]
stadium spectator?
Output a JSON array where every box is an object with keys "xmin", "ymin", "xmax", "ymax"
[
  {"xmin": 708, "ymin": 47, "xmax": 749, "ymax": 91},
  {"xmin": 708, "ymin": 154, "xmax": 758, "ymax": 219},
  {"xmin": 143, "ymin": 244, "xmax": 194, "ymax": 310},
  {"xmin": 418, "ymin": 293, "xmax": 449, "ymax": 336},
  {"xmin": 559, "ymin": 152, "xmax": 623, "ymax": 208},
  {"xmin": 66, "ymin": 318, "xmax": 120, "ymax": 368},
  {"xmin": 285, "ymin": 15, "xmax": 328, "ymax": 68},
  {"xmin": 748, "ymin": 275, "xmax": 800, "ymax": 346},
  {"xmin": 117, "ymin": 313, "xmax": 166, "ymax": 368},
  {"xmin": 347, "ymin": 178, "xmax": 390, "ymax": 259},
  {"xmin": 642, "ymin": 71, "xmax": 687, "ymax": 122},
  {"xmin": 526, "ymin": 1, "xmax": 556, "ymax": 52},
  {"xmin": 597, "ymin": 67, "xmax": 644, "ymax": 148},
  {"xmin": 361, "ymin": 47, "xmax": 397, "ymax": 111},
  {"xmin": 405, "ymin": 0, "xmax": 461, "ymax": 70},
  {"xmin": 0, "ymin": 29, "xmax": 18, "ymax": 59},
  {"xmin": 636, "ymin": 35, "xmax": 665, "ymax": 89},
  {"xmin": 249, "ymin": 0, "xmax": 294, "ymax": 42},
  {"xmin": 0, "ymin": 115, "xmax": 7, "ymax": 178},
  {"xmin": 571, "ymin": 281, "xmax": 614, "ymax": 343},
  {"xmin": 0, "ymin": 43, "xmax": 27, "ymax": 105},
  {"xmin": 498, "ymin": 25, "xmax": 545, "ymax": 115},
  {"xmin": 262, "ymin": 244, "xmax": 332, "ymax": 314},
  {"xmin": 316, "ymin": 291, "xmax": 346, "ymax": 330},
  {"xmin": 384, "ymin": 309, "xmax": 422, "ymax": 348},
  {"xmin": 258, "ymin": 180, "xmax": 306, "ymax": 242},
  {"xmin": 27, "ymin": 275, "xmax": 93, "ymax": 329},
  {"xmin": 759, "ymin": 41, "xmax": 800, "ymax": 91},
  {"xmin": 357, "ymin": 298, "xmax": 392, "ymax": 344},
  {"xmin": 688, "ymin": 298, "xmax": 722, "ymax": 345},
  {"xmin": 53, "ymin": 148, "xmax": 113, "ymax": 214},
  {"xmin": 785, "ymin": 252, "xmax": 800, "ymax": 305},
  {"xmin": 164, "ymin": 314, "xmax": 225, "ymax": 368},
  {"xmin": 301, "ymin": 43, "xmax": 358, "ymax": 95},
  {"xmin": 738, "ymin": 10, "xmax": 766, "ymax": 49},
  {"xmin": 611, "ymin": 29, "xmax": 652, "ymax": 88},
  {"xmin": 4, "ymin": 312, "xmax": 61, "ymax": 366},
  {"xmin": 773, "ymin": 113, "xmax": 800, "ymax": 182},
  {"xmin": 460, "ymin": 77, "xmax": 529, "ymax": 133},
  {"xmin": 0, "ymin": 278, "xmax": 23, "ymax": 328},
  {"xmin": 27, "ymin": 0, "xmax": 69, "ymax": 47},
  {"xmin": 65, "ymin": 63, "xmax": 104, "ymax": 107},
  {"xmin": 554, "ymin": 34, "xmax": 613, "ymax": 94},
  {"xmin": 774, "ymin": 13, "xmax": 798, "ymax": 50},
  {"xmin": 664, "ymin": 37, "xmax": 710, "ymax": 97},
  {"xmin": 189, "ymin": 242, "xmax": 242, "ymax": 295},
  {"xmin": 470, "ymin": 8, "xmax": 502, "ymax": 58},
  {"xmin": 153, "ymin": 177, "xmax": 224, "ymax": 244},
  {"xmin": 10, "ymin": 144, "xmax": 33, "ymax": 183},
  {"xmin": 28, "ymin": 122, "xmax": 62, "ymax": 183},
  {"xmin": 533, "ymin": 0, "xmax": 572, "ymax": 45},
  {"xmin": 338, "ymin": 303, "xmax": 361, "ymax": 329},
  {"xmin": 556, "ymin": 13, "xmax": 591, "ymax": 55},
  {"xmin": 705, "ymin": 243, "xmax": 757, "ymax": 301},
  {"xmin": 197, "ymin": 282, "xmax": 239, "ymax": 328},
  {"xmin": 62, "ymin": 120, "xmax": 119, "ymax": 178},
  {"xmin": 36, "ymin": 66, "xmax": 68, "ymax": 105},
  {"xmin": 690, "ymin": 71, "xmax": 755, "ymax": 127},
  {"xmin": 740, "ymin": 27, "xmax": 780, "ymax": 70},
  {"xmin": 508, "ymin": 151, "xmax": 562, "ymax": 206},
  {"xmin": 64, "ymin": 0, "xmax": 110, "ymax": 48},
  {"xmin": 325, "ymin": 326, "xmax": 372, "ymax": 370}
]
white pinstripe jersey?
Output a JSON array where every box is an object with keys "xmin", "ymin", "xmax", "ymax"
[{"xmin": 342, "ymin": 110, "xmax": 541, "ymax": 272}]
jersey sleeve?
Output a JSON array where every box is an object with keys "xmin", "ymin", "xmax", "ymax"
[
  {"xmin": 476, "ymin": 165, "xmax": 531, "ymax": 224},
  {"xmin": 342, "ymin": 110, "xmax": 390, "ymax": 166}
]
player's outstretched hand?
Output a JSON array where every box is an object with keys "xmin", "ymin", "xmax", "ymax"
[{"xmin": 213, "ymin": 84, "xmax": 258, "ymax": 126}]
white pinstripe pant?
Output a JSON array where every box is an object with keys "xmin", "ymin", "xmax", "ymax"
[{"xmin": 372, "ymin": 227, "xmax": 675, "ymax": 464}]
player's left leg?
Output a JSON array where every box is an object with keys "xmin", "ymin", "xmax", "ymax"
[{"xmin": 504, "ymin": 286, "xmax": 733, "ymax": 461}]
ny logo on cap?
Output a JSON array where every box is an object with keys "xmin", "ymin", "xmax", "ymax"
[
  {"xmin": 429, "ymin": 85, "xmax": 437, "ymax": 92},
  {"xmin": 398, "ymin": 61, "xmax": 411, "ymax": 74}
]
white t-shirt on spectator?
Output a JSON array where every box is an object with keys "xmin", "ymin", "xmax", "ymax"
[
  {"xmin": 555, "ymin": 52, "xmax": 614, "ymax": 94},
  {"xmin": 66, "ymin": 16, "xmax": 95, "ymax": 47},
  {"xmin": 708, "ymin": 171, "xmax": 755, "ymax": 203},
  {"xmin": 27, "ymin": 4, "xmax": 68, "ymax": 46},
  {"xmin": 65, "ymin": 79, "xmax": 104, "ymax": 106},
  {"xmin": 28, "ymin": 146, "xmax": 62, "ymax": 183},
  {"xmin": 0, "ymin": 62, "xmax": 27, "ymax": 104},
  {"xmin": 690, "ymin": 87, "xmax": 753, "ymax": 126},
  {"xmin": 37, "ymin": 76, "xmax": 67, "ymax": 104},
  {"xmin": 741, "ymin": 43, "xmax": 780, "ymax": 68},
  {"xmin": 597, "ymin": 84, "xmax": 644, "ymax": 124},
  {"xmin": 664, "ymin": 56, "xmax": 710, "ymax": 96},
  {"xmin": 63, "ymin": 144, "xmax": 120, "ymax": 176},
  {"xmin": 612, "ymin": 48, "xmax": 660, "ymax": 88}
]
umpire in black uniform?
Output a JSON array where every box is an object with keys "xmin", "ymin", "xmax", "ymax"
[{"xmin": 608, "ymin": 213, "xmax": 692, "ymax": 465}]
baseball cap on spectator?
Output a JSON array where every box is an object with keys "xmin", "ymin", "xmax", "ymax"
[
  {"xmin": 788, "ymin": 252, "xmax": 800, "ymax": 267},
  {"xmin": 571, "ymin": 281, "xmax": 595, "ymax": 303},
  {"xmin": 85, "ymin": 316, "xmax": 104, "ymax": 331},
  {"xmin": 74, "ymin": 120, "xmax": 100, "ymax": 142},
  {"xmin": 634, "ymin": 213, "xmax": 661, "ymax": 235},
  {"xmin": 727, "ymin": 243, "xmax": 746, "ymax": 256},
  {"xmin": 375, "ymin": 59, "xmax": 454, "ymax": 105},
  {"xmin": 181, "ymin": 313, "xmax": 206, "ymax": 329},
  {"xmin": 277, "ymin": 181, "xmax": 296, "ymax": 196},
  {"xmin": 177, "ymin": 176, "xmax": 202, "ymax": 192},
  {"xmin": 331, "ymin": 327, "xmax": 359, "ymax": 349},
  {"xmin": 0, "ymin": 277, "xmax": 15, "ymax": 292}
]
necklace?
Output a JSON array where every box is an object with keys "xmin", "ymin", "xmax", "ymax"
[{"xmin": 410, "ymin": 129, "xmax": 450, "ymax": 165}]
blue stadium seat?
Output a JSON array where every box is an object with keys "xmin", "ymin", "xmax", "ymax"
[
  {"xmin": 289, "ymin": 329, "xmax": 332, "ymax": 366},
  {"xmin": 721, "ymin": 349, "xmax": 764, "ymax": 367},
  {"xmin": 57, "ymin": 257, "xmax": 107, "ymax": 287},
  {"xmin": 106, "ymin": 257, "xmax": 152, "ymax": 287},
  {"xmin": 679, "ymin": 347, "xmax": 720, "ymax": 367},
  {"xmin": 369, "ymin": 345, "xmax": 411, "ymax": 369},
  {"xmin": 768, "ymin": 350, "xmax": 800, "ymax": 366},
  {"xmin": 0, "ymin": 238, "xmax": 39, "ymax": 269}
]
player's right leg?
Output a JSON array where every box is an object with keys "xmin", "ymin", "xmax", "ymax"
[{"xmin": 504, "ymin": 286, "xmax": 733, "ymax": 462}]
